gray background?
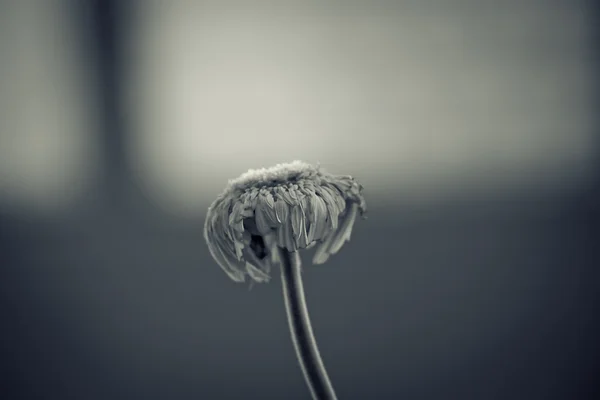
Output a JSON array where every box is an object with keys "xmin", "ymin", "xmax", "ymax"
[{"xmin": 1, "ymin": 1, "xmax": 598, "ymax": 399}]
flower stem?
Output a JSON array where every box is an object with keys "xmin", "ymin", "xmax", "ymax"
[{"xmin": 279, "ymin": 250, "xmax": 338, "ymax": 400}]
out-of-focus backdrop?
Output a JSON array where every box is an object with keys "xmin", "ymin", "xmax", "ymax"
[{"xmin": 1, "ymin": 1, "xmax": 598, "ymax": 399}]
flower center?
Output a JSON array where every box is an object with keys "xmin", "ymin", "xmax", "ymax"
[{"xmin": 228, "ymin": 160, "xmax": 317, "ymax": 191}]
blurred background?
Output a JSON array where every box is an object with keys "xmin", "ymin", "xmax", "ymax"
[{"xmin": 0, "ymin": 0, "xmax": 598, "ymax": 399}]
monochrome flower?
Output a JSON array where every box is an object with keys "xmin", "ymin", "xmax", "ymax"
[{"xmin": 204, "ymin": 160, "xmax": 366, "ymax": 283}]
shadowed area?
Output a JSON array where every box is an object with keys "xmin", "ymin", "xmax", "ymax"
[{"xmin": 1, "ymin": 191, "xmax": 598, "ymax": 399}]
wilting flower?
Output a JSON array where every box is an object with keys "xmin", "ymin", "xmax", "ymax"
[{"xmin": 204, "ymin": 160, "xmax": 367, "ymax": 283}]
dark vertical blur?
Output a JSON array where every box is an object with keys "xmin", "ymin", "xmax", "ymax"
[
  {"xmin": 86, "ymin": 0, "xmax": 128, "ymax": 202},
  {"xmin": 0, "ymin": 1, "xmax": 599, "ymax": 400},
  {"xmin": 72, "ymin": 0, "xmax": 134, "ymax": 206}
]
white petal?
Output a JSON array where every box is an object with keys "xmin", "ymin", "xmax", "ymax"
[
  {"xmin": 328, "ymin": 202, "xmax": 358, "ymax": 255},
  {"xmin": 245, "ymin": 262, "xmax": 270, "ymax": 282},
  {"xmin": 312, "ymin": 202, "xmax": 358, "ymax": 264}
]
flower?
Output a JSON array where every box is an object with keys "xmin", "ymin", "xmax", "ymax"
[{"xmin": 204, "ymin": 160, "xmax": 366, "ymax": 283}]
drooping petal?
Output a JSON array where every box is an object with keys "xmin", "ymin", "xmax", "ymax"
[
  {"xmin": 228, "ymin": 200, "xmax": 244, "ymax": 227},
  {"xmin": 288, "ymin": 185, "xmax": 300, "ymax": 204},
  {"xmin": 262, "ymin": 189, "xmax": 275, "ymax": 208},
  {"xmin": 262, "ymin": 203, "xmax": 279, "ymax": 227},
  {"xmin": 249, "ymin": 187, "xmax": 260, "ymax": 208},
  {"xmin": 258, "ymin": 190, "xmax": 279, "ymax": 228},
  {"xmin": 312, "ymin": 231, "xmax": 335, "ymax": 265},
  {"xmin": 290, "ymin": 204, "xmax": 302, "ymax": 240},
  {"xmin": 241, "ymin": 192, "xmax": 255, "ymax": 218},
  {"xmin": 321, "ymin": 185, "xmax": 346, "ymax": 216},
  {"xmin": 243, "ymin": 247, "xmax": 271, "ymax": 283},
  {"xmin": 274, "ymin": 194, "xmax": 290, "ymax": 223},
  {"xmin": 254, "ymin": 201, "xmax": 272, "ymax": 235},
  {"xmin": 233, "ymin": 236, "xmax": 245, "ymax": 261},
  {"xmin": 211, "ymin": 197, "xmax": 233, "ymax": 241},
  {"xmin": 263, "ymin": 232, "xmax": 280, "ymax": 265},
  {"xmin": 301, "ymin": 191, "xmax": 316, "ymax": 244},
  {"xmin": 277, "ymin": 216, "xmax": 297, "ymax": 251},
  {"xmin": 329, "ymin": 175, "xmax": 353, "ymax": 193},
  {"xmin": 206, "ymin": 196, "xmax": 236, "ymax": 253},
  {"xmin": 312, "ymin": 202, "xmax": 358, "ymax": 264},
  {"xmin": 279, "ymin": 187, "xmax": 297, "ymax": 206},
  {"xmin": 291, "ymin": 202, "xmax": 308, "ymax": 249},
  {"xmin": 328, "ymin": 202, "xmax": 358, "ymax": 255},
  {"xmin": 246, "ymin": 262, "xmax": 270, "ymax": 282},
  {"xmin": 310, "ymin": 193, "xmax": 330, "ymax": 243},
  {"xmin": 204, "ymin": 214, "xmax": 246, "ymax": 281},
  {"xmin": 316, "ymin": 186, "xmax": 340, "ymax": 230},
  {"xmin": 342, "ymin": 178, "xmax": 367, "ymax": 217},
  {"xmin": 213, "ymin": 247, "xmax": 246, "ymax": 281}
]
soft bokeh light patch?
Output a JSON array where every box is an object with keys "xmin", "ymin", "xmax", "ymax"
[
  {"xmin": 126, "ymin": 1, "xmax": 597, "ymax": 215},
  {"xmin": 0, "ymin": 1, "xmax": 99, "ymax": 214}
]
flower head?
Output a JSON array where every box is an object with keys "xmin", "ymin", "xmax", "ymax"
[{"xmin": 204, "ymin": 161, "xmax": 366, "ymax": 283}]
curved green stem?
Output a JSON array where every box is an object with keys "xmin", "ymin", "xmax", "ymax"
[{"xmin": 279, "ymin": 250, "xmax": 338, "ymax": 400}]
